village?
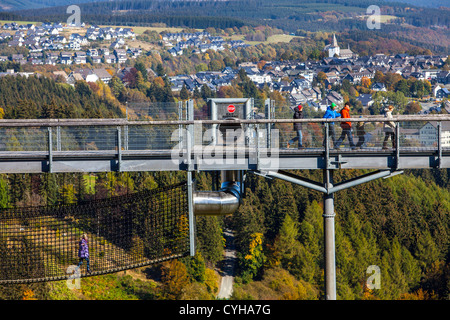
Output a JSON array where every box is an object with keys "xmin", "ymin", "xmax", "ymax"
[{"xmin": 0, "ymin": 21, "xmax": 449, "ymax": 116}]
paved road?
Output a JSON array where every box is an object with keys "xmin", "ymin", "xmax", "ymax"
[{"xmin": 217, "ymin": 228, "xmax": 236, "ymax": 299}]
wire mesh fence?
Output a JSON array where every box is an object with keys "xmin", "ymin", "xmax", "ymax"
[
  {"xmin": 0, "ymin": 181, "xmax": 189, "ymax": 284},
  {"xmin": 0, "ymin": 98, "xmax": 448, "ymax": 153}
]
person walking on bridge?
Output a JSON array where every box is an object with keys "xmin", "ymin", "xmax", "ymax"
[
  {"xmin": 335, "ymin": 102, "xmax": 356, "ymax": 150},
  {"xmin": 382, "ymin": 105, "xmax": 396, "ymax": 150},
  {"xmin": 77, "ymin": 233, "xmax": 91, "ymax": 274},
  {"xmin": 287, "ymin": 104, "xmax": 304, "ymax": 149},
  {"xmin": 322, "ymin": 102, "xmax": 341, "ymax": 148},
  {"xmin": 355, "ymin": 116, "xmax": 366, "ymax": 149}
]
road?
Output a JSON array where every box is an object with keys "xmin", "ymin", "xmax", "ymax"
[{"xmin": 217, "ymin": 228, "xmax": 236, "ymax": 299}]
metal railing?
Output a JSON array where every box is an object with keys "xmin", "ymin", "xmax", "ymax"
[{"xmin": 0, "ymin": 115, "xmax": 449, "ymax": 153}]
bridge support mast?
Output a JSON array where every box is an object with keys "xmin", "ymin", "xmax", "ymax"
[
  {"xmin": 261, "ymin": 168, "xmax": 402, "ymax": 300},
  {"xmin": 323, "ymin": 169, "xmax": 336, "ymax": 300}
]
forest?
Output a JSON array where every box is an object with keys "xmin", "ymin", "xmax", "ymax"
[
  {"xmin": 13, "ymin": 0, "xmax": 450, "ymax": 29},
  {"xmin": 0, "ymin": 62, "xmax": 447, "ymax": 300},
  {"xmin": 0, "ymin": 167, "xmax": 448, "ymax": 300}
]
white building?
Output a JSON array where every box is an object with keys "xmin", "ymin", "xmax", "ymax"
[
  {"xmin": 419, "ymin": 122, "xmax": 450, "ymax": 147},
  {"xmin": 325, "ymin": 34, "xmax": 340, "ymax": 58}
]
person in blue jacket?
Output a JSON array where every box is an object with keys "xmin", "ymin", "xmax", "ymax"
[{"xmin": 322, "ymin": 102, "xmax": 341, "ymax": 148}]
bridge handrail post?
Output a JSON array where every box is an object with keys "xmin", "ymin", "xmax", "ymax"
[
  {"xmin": 179, "ymin": 101, "xmax": 184, "ymax": 150},
  {"xmin": 56, "ymin": 125, "xmax": 61, "ymax": 151},
  {"xmin": 395, "ymin": 122, "xmax": 400, "ymax": 169},
  {"xmin": 48, "ymin": 127, "xmax": 53, "ymax": 173},
  {"xmin": 186, "ymin": 100, "xmax": 196, "ymax": 256},
  {"xmin": 117, "ymin": 126, "xmax": 122, "ymax": 172},
  {"xmin": 438, "ymin": 121, "xmax": 442, "ymax": 168},
  {"xmin": 325, "ymin": 122, "xmax": 330, "ymax": 169}
]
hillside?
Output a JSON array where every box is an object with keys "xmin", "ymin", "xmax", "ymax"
[
  {"xmin": 384, "ymin": 0, "xmax": 450, "ymax": 8},
  {"xmin": 1, "ymin": 168, "xmax": 448, "ymax": 300},
  {"xmin": 0, "ymin": 0, "xmax": 99, "ymax": 11},
  {"xmin": 230, "ymin": 168, "xmax": 450, "ymax": 300},
  {"xmin": 7, "ymin": 0, "xmax": 449, "ymax": 55}
]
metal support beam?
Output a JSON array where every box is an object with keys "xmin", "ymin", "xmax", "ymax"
[
  {"xmin": 263, "ymin": 170, "xmax": 327, "ymax": 193},
  {"xmin": 328, "ymin": 170, "xmax": 393, "ymax": 194},
  {"xmin": 323, "ymin": 169, "xmax": 336, "ymax": 300}
]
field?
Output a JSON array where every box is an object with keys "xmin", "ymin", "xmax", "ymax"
[
  {"xmin": 0, "ymin": 19, "xmax": 41, "ymax": 25},
  {"xmin": 231, "ymin": 33, "xmax": 299, "ymax": 46},
  {"xmin": 356, "ymin": 14, "xmax": 398, "ymax": 23}
]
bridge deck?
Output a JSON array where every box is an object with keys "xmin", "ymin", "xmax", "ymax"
[
  {"xmin": 0, "ymin": 115, "xmax": 448, "ymax": 172},
  {"xmin": 0, "ymin": 146, "xmax": 447, "ymax": 173}
]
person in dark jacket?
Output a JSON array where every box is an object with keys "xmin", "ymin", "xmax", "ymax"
[
  {"xmin": 287, "ymin": 104, "xmax": 304, "ymax": 149},
  {"xmin": 322, "ymin": 102, "xmax": 341, "ymax": 148},
  {"xmin": 77, "ymin": 233, "xmax": 91, "ymax": 274},
  {"xmin": 355, "ymin": 116, "xmax": 366, "ymax": 149}
]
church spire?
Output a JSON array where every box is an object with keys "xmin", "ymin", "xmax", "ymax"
[{"xmin": 332, "ymin": 33, "xmax": 338, "ymax": 47}]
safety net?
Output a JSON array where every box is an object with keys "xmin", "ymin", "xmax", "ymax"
[{"xmin": 0, "ymin": 181, "xmax": 189, "ymax": 284}]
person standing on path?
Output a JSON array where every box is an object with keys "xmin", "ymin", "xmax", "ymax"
[
  {"xmin": 77, "ymin": 233, "xmax": 91, "ymax": 274},
  {"xmin": 382, "ymin": 105, "xmax": 396, "ymax": 150},
  {"xmin": 287, "ymin": 104, "xmax": 304, "ymax": 149},
  {"xmin": 322, "ymin": 102, "xmax": 341, "ymax": 148},
  {"xmin": 335, "ymin": 102, "xmax": 356, "ymax": 150}
]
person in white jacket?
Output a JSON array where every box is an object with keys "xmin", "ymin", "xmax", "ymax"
[{"xmin": 382, "ymin": 105, "xmax": 396, "ymax": 150}]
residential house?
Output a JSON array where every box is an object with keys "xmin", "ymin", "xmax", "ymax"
[
  {"xmin": 70, "ymin": 68, "xmax": 99, "ymax": 83},
  {"xmin": 93, "ymin": 68, "xmax": 112, "ymax": 84},
  {"xmin": 371, "ymin": 82, "xmax": 387, "ymax": 91},
  {"xmin": 91, "ymin": 56, "xmax": 102, "ymax": 64},
  {"xmin": 168, "ymin": 46, "xmax": 183, "ymax": 56},
  {"xmin": 419, "ymin": 122, "xmax": 450, "ymax": 147},
  {"xmin": 434, "ymin": 86, "xmax": 450, "ymax": 99},
  {"xmin": 60, "ymin": 52, "xmax": 73, "ymax": 65},
  {"xmin": 114, "ymin": 49, "xmax": 127, "ymax": 63},
  {"xmin": 356, "ymin": 94, "xmax": 374, "ymax": 108},
  {"xmin": 343, "ymin": 71, "xmax": 373, "ymax": 84},
  {"xmin": 53, "ymin": 70, "xmax": 68, "ymax": 82},
  {"xmin": 87, "ymin": 49, "xmax": 99, "ymax": 57},
  {"xmin": 104, "ymin": 54, "xmax": 117, "ymax": 64},
  {"xmin": 290, "ymin": 78, "xmax": 312, "ymax": 91},
  {"xmin": 437, "ymin": 71, "xmax": 450, "ymax": 85}
]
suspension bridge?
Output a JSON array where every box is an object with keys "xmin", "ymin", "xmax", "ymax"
[{"xmin": 0, "ymin": 98, "xmax": 449, "ymax": 300}]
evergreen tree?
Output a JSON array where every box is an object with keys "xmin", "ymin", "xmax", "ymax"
[
  {"xmin": 180, "ymin": 84, "xmax": 189, "ymax": 100},
  {"xmin": 0, "ymin": 176, "xmax": 10, "ymax": 208},
  {"xmin": 195, "ymin": 216, "xmax": 224, "ymax": 265}
]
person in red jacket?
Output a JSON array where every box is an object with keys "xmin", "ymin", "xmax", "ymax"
[{"xmin": 335, "ymin": 102, "xmax": 356, "ymax": 150}]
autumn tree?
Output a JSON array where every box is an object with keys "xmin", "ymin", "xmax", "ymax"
[
  {"xmin": 405, "ymin": 101, "xmax": 421, "ymax": 114},
  {"xmin": 160, "ymin": 259, "xmax": 190, "ymax": 300},
  {"xmin": 237, "ymin": 232, "xmax": 266, "ymax": 283},
  {"xmin": 361, "ymin": 76, "xmax": 371, "ymax": 89}
]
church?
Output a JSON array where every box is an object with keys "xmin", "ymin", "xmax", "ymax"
[{"xmin": 324, "ymin": 34, "xmax": 357, "ymax": 59}]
